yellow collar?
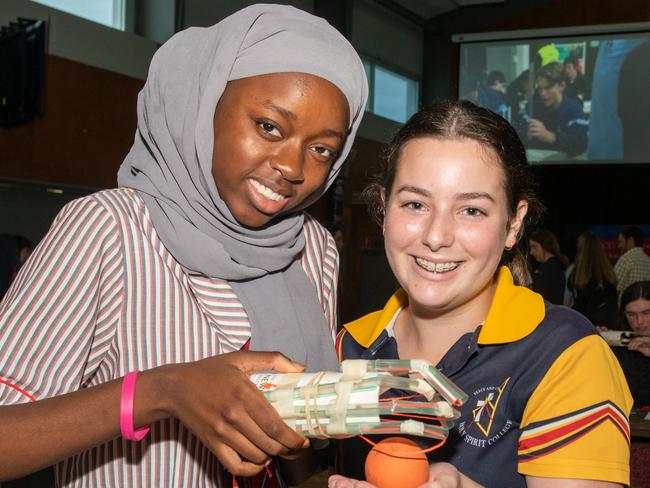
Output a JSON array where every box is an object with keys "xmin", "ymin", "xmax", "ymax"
[{"xmin": 344, "ymin": 267, "xmax": 545, "ymax": 348}]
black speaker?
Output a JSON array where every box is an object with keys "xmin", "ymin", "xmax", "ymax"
[{"xmin": 0, "ymin": 18, "xmax": 46, "ymax": 128}]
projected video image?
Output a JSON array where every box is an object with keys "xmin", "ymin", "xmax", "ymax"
[{"xmin": 458, "ymin": 32, "xmax": 650, "ymax": 163}]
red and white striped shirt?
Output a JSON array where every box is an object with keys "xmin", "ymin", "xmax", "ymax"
[{"xmin": 0, "ymin": 188, "xmax": 339, "ymax": 487}]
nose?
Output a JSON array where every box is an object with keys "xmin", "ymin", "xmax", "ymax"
[
  {"xmin": 422, "ymin": 211, "xmax": 454, "ymax": 251},
  {"xmin": 270, "ymin": 143, "xmax": 304, "ymax": 183}
]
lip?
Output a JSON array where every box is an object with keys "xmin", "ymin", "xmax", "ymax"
[{"xmin": 246, "ymin": 178, "xmax": 291, "ymax": 216}]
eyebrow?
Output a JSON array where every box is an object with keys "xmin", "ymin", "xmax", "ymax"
[
  {"xmin": 396, "ymin": 186, "xmax": 496, "ymax": 203},
  {"xmin": 262, "ymin": 101, "xmax": 346, "ymax": 141},
  {"xmin": 263, "ymin": 100, "xmax": 296, "ymax": 121},
  {"xmin": 456, "ymin": 191, "xmax": 496, "ymax": 203}
]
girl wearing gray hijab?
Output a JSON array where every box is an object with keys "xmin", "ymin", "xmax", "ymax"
[{"xmin": 0, "ymin": 4, "xmax": 367, "ymax": 487}]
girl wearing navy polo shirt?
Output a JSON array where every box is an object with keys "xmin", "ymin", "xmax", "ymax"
[{"xmin": 331, "ymin": 101, "xmax": 631, "ymax": 488}]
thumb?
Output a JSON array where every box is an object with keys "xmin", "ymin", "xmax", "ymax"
[{"xmin": 236, "ymin": 351, "xmax": 305, "ymax": 374}]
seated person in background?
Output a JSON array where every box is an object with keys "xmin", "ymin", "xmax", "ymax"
[
  {"xmin": 569, "ymin": 231, "xmax": 618, "ymax": 328},
  {"xmin": 476, "ymin": 70, "xmax": 508, "ymax": 117},
  {"xmin": 610, "ymin": 281, "xmax": 650, "ymax": 406},
  {"xmin": 563, "ymin": 56, "xmax": 591, "ymax": 103},
  {"xmin": 506, "ymin": 69, "xmax": 530, "ymax": 119},
  {"xmin": 614, "ymin": 225, "xmax": 650, "ymax": 298},
  {"xmin": 525, "ymin": 62, "xmax": 588, "ymax": 156},
  {"xmin": 529, "ymin": 229, "xmax": 568, "ymax": 305}
]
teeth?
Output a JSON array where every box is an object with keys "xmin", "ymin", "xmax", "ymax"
[
  {"xmin": 250, "ymin": 180, "xmax": 285, "ymax": 201},
  {"xmin": 415, "ymin": 258, "xmax": 459, "ymax": 273}
]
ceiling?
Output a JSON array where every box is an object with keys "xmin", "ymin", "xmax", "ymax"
[{"xmin": 388, "ymin": 0, "xmax": 506, "ymax": 20}]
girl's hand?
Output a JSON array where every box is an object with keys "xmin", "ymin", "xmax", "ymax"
[
  {"xmin": 164, "ymin": 351, "xmax": 308, "ymax": 477},
  {"xmin": 328, "ymin": 475, "xmax": 374, "ymax": 488},
  {"xmin": 628, "ymin": 338, "xmax": 650, "ymax": 357},
  {"xmin": 329, "ymin": 463, "xmax": 475, "ymax": 488}
]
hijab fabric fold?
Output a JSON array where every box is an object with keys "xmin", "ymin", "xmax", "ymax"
[{"xmin": 118, "ymin": 4, "xmax": 367, "ymax": 371}]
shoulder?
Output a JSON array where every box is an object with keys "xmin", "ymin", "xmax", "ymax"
[
  {"xmin": 52, "ymin": 189, "xmax": 128, "ymax": 230},
  {"xmin": 523, "ymin": 304, "xmax": 599, "ymax": 356},
  {"xmin": 62, "ymin": 188, "xmax": 143, "ymax": 222},
  {"xmin": 561, "ymin": 95, "xmax": 583, "ymax": 113},
  {"xmin": 336, "ymin": 310, "xmax": 384, "ymax": 361},
  {"xmin": 538, "ymin": 304, "xmax": 596, "ymax": 339},
  {"xmin": 546, "ymin": 257, "xmax": 565, "ymax": 274},
  {"xmin": 614, "ymin": 249, "xmax": 633, "ymax": 268},
  {"xmin": 88, "ymin": 188, "xmax": 145, "ymax": 215},
  {"xmin": 53, "ymin": 189, "xmax": 157, "ymax": 255}
]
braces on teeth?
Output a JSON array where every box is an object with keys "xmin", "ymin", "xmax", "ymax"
[{"xmin": 415, "ymin": 258, "xmax": 459, "ymax": 273}]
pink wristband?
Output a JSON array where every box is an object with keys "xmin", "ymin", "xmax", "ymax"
[{"xmin": 120, "ymin": 371, "xmax": 150, "ymax": 441}]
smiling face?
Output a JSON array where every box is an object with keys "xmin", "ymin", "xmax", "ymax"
[
  {"xmin": 383, "ymin": 137, "xmax": 527, "ymax": 318},
  {"xmin": 212, "ymin": 72, "xmax": 349, "ymax": 227},
  {"xmin": 625, "ymin": 298, "xmax": 650, "ymax": 332}
]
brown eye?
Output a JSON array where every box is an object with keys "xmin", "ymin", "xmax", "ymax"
[
  {"xmin": 310, "ymin": 145, "xmax": 337, "ymax": 162},
  {"xmin": 257, "ymin": 120, "xmax": 281, "ymax": 137}
]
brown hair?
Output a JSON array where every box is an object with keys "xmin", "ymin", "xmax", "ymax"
[
  {"xmin": 571, "ymin": 231, "xmax": 617, "ymax": 290},
  {"xmin": 363, "ymin": 100, "xmax": 545, "ymax": 285},
  {"xmin": 619, "ymin": 280, "xmax": 650, "ymax": 330},
  {"xmin": 530, "ymin": 229, "xmax": 569, "ymax": 269},
  {"xmin": 537, "ymin": 62, "xmax": 566, "ymax": 86}
]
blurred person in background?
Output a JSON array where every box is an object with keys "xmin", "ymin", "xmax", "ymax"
[
  {"xmin": 569, "ymin": 231, "xmax": 618, "ymax": 328},
  {"xmin": 530, "ymin": 229, "xmax": 568, "ymax": 304},
  {"xmin": 614, "ymin": 225, "xmax": 650, "ymax": 298},
  {"xmin": 525, "ymin": 62, "xmax": 588, "ymax": 156},
  {"xmin": 609, "ymin": 281, "xmax": 650, "ymax": 406},
  {"xmin": 620, "ymin": 281, "xmax": 650, "ymax": 356},
  {"xmin": 563, "ymin": 56, "xmax": 591, "ymax": 103}
]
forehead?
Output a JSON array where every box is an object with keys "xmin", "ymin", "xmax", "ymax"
[
  {"xmin": 536, "ymin": 76, "xmax": 557, "ymax": 88},
  {"xmin": 393, "ymin": 136, "xmax": 505, "ymax": 193},
  {"xmin": 626, "ymin": 298, "xmax": 650, "ymax": 312},
  {"xmin": 226, "ymin": 72, "xmax": 347, "ymax": 107}
]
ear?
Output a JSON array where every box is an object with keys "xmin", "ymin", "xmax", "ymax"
[{"xmin": 505, "ymin": 200, "xmax": 529, "ymax": 249}]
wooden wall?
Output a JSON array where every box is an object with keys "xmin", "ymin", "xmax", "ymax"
[{"xmin": 0, "ymin": 55, "xmax": 143, "ymax": 189}]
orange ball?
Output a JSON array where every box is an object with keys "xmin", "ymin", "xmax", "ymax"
[{"xmin": 364, "ymin": 437, "xmax": 429, "ymax": 488}]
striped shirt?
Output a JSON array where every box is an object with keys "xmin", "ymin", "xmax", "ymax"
[{"xmin": 0, "ymin": 188, "xmax": 339, "ymax": 487}]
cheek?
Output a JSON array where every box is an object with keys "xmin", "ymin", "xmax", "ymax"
[
  {"xmin": 310, "ymin": 163, "xmax": 332, "ymax": 188},
  {"xmin": 384, "ymin": 212, "xmax": 424, "ymax": 248},
  {"xmin": 457, "ymin": 222, "xmax": 507, "ymax": 258}
]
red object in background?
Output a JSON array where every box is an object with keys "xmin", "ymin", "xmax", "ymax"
[
  {"xmin": 601, "ymin": 239, "xmax": 620, "ymax": 264},
  {"xmin": 599, "ymin": 238, "xmax": 650, "ymax": 265}
]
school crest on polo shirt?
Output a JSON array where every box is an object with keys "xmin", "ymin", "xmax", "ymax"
[{"xmin": 456, "ymin": 377, "xmax": 513, "ymax": 448}]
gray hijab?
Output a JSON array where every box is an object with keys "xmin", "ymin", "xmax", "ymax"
[{"xmin": 117, "ymin": 4, "xmax": 367, "ymax": 372}]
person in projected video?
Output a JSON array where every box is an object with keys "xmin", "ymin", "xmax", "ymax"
[
  {"xmin": 563, "ymin": 56, "xmax": 591, "ymax": 104},
  {"xmin": 525, "ymin": 62, "xmax": 588, "ymax": 156}
]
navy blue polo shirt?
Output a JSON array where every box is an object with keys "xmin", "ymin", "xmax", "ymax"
[{"xmin": 335, "ymin": 268, "xmax": 631, "ymax": 487}]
